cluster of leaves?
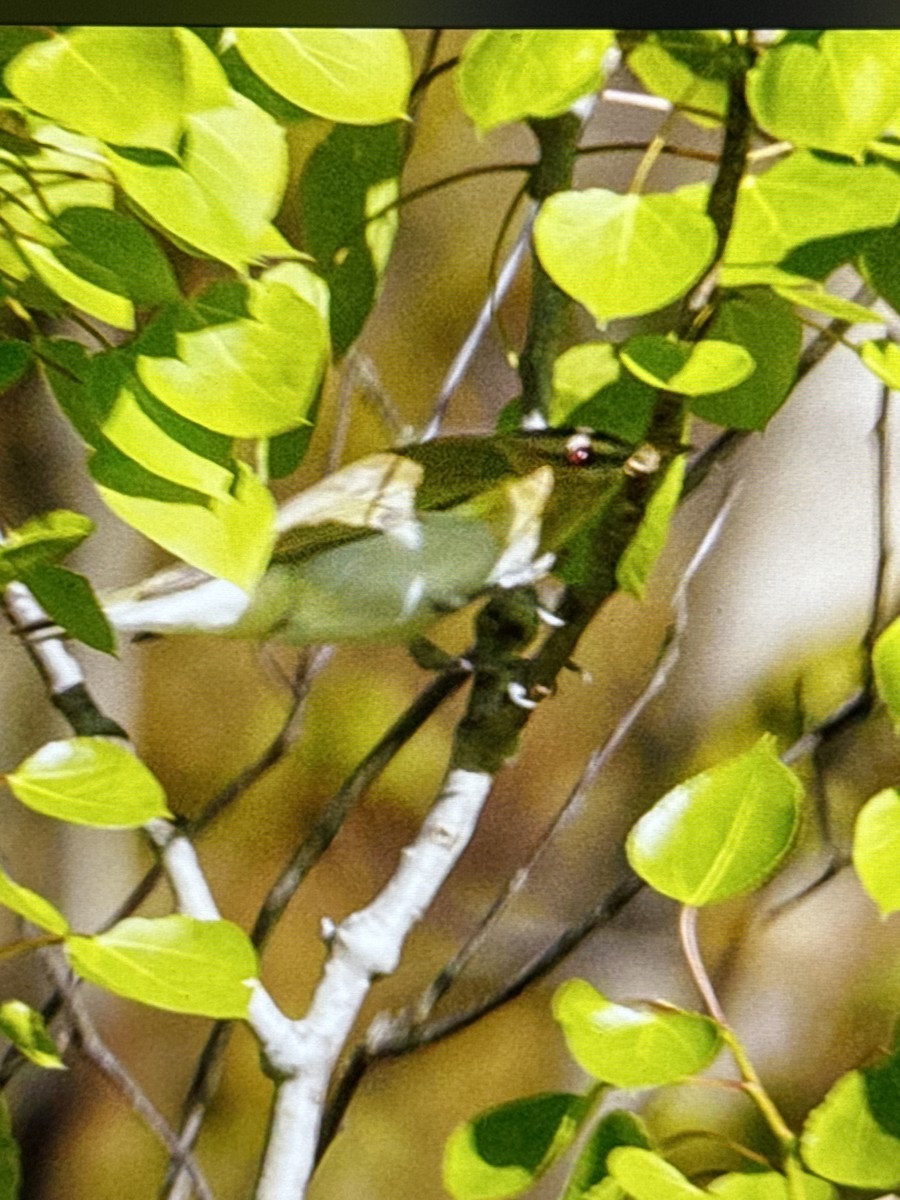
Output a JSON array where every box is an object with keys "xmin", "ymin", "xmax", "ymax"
[
  {"xmin": 0, "ymin": 729, "xmax": 258, "ymax": 1043},
  {"xmin": 0, "ymin": 29, "xmax": 899, "ymax": 634},
  {"xmin": 444, "ymin": 717, "xmax": 900, "ymax": 1200}
]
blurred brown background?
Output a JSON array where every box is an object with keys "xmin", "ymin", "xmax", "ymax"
[{"xmin": 0, "ymin": 29, "xmax": 898, "ymax": 1200}]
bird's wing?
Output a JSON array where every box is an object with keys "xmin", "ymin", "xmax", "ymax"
[{"xmin": 272, "ymin": 452, "xmax": 425, "ymax": 563}]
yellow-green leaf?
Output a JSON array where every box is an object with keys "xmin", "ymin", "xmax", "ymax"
[
  {"xmin": 874, "ymin": 616, "xmax": 900, "ymax": 725},
  {"xmin": 0, "ymin": 1000, "xmax": 65, "ymax": 1069},
  {"xmin": 458, "ymin": 30, "xmax": 613, "ymax": 132},
  {"xmin": 233, "ymin": 28, "xmax": 411, "ymax": 124},
  {"xmin": 860, "ymin": 340, "xmax": 900, "ymax": 390},
  {"xmin": 0, "ymin": 866, "xmax": 68, "ymax": 936},
  {"xmin": 553, "ymin": 979, "xmax": 721, "ymax": 1087},
  {"xmin": 626, "ymin": 735, "xmax": 803, "ymax": 905},
  {"xmin": 65, "ymin": 915, "xmax": 258, "ymax": 1018},
  {"xmin": 137, "ymin": 278, "xmax": 326, "ymax": 438},
  {"xmin": 747, "ymin": 31, "xmax": 900, "ymax": 159},
  {"xmin": 7, "ymin": 736, "xmax": 172, "ymax": 828},
  {"xmin": 6, "ymin": 27, "xmax": 229, "ymax": 152},
  {"xmin": 535, "ymin": 190, "xmax": 716, "ymax": 323},
  {"xmin": 854, "ymin": 788, "xmax": 900, "ymax": 915}
]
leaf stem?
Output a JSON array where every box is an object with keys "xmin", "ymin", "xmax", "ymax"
[
  {"xmin": 0, "ymin": 932, "xmax": 63, "ymax": 961},
  {"xmin": 679, "ymin": 907, "xmax": 801, "ymax": 1174}
]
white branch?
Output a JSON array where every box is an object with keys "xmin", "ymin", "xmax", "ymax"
[{"xmin": 254, "ymin": 766, "xmax": 494, "ymax": 1200}]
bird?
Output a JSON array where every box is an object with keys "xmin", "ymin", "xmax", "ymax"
[{"xmin": 101, "ymin": 428, "xmax": 647, "ymax": 649}]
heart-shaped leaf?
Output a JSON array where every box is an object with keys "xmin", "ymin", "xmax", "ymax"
[
  {"xmin": 444, "ymin": 1092, "xmax": 586, "ymax": 1200},
  {"xmin": 534, "ymin": 190, "xmax": 716, "ymax": 323},
  {"xmin": 234, "ymin": 28, "xmax": 411, "ymax": 124},
  {"xmin": 458, "ymin": 30, "xmax": 613, "ymax": 132},
  {"xmin": 6, "ymin": 27, "xmax": 228, "ymax": 151},
  {"xmin": 747, "ymin": 31, "xmax": 900, "ymax": 159},
  {"xmin": 854, "ymin": 788, "xmax": 900, "ymax": 915}
]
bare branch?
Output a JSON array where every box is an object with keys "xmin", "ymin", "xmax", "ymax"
[
  {"xmin": 412, "ymin": 486, "xmax": 741, "ymax": 1021},
  {"xmin": 255, "ymin": 767, "xmax": 495, "ymax": 1200},
  {"xmin": 41, "ymin": 950, "xmax": 215, "ymax": 1200},
  {"xmin": 420, "ymin": 208, "xmax": 535, "ymax": 442}
]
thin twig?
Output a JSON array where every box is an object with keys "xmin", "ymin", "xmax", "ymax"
[
  {"xmin": 252, "ymin": 661, "xmax": 471, "ymax": 947},
  {"xmin": 187, "ymin": 648, "xmax": 334, "ymax": 834},
  {"xmin": 412, "ymin": 485, "xmax": 741, "ymax": 1020},
  {"xmin": 866, "ymin": 381, "xmax": 894, "ymax": 653},
  {"xmin": 420, "ymin": 208, "xmax": 536, "ymax": 442},
  {"xmin": 160, "ymin": 660, "xmax": 472, "ymax": 1191},
  {"xmin": 41, "ymin": 950, "xmax": 215, "ymax": 1200},
  {"xmin": 410, "ymin": 31, "xmax": 444, "ymax": 103}
]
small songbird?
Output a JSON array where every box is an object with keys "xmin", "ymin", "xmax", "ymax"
[{"xmin": 102, "ymin": 429, "xmax": 643, "ymax": 648}]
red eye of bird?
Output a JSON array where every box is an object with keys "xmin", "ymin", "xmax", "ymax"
[{"xmin": 565, "ymin": 435, "xmax": 594, "ymax": 466}]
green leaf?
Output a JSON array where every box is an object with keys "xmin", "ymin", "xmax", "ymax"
[
  {"xmin": 723, "ymin": 152, "xmax": 900, "ymax": 267},
  {"xmin": 5, "ymin": 27, "xmax": 229, "ymax": 152},
  {"xmin": 233, "ymin": 28, "xmax": 412, "ymax": 124},
  {"xmin": 65, "ymin": 915, "xmax": 258, "ymax": 1018},
  {"xmin": 0, "ymin": 865, "xmax": 68, "ymax": 935},
  {"xmin": 98, "ymin": 377, "xmax": 237, "ymax": 501},
  {"xmin": 0, "ymin": 119, "xmax": 114, "ymax": 235},
  {"xmin": 707, "ymin": 1170, "xmax": 837, "ymax": 1199},
  {"xmin": 138, "ymin": 277, "xmax": 327, "ymax": 438},
  {"xmin": 553, "ymin": 979, "xmax": 721, "ymax": 1087},
  {"xmin": 620, "ymin": 336, "xmax": 755, "ymax": 396},
  {"xmin": 0, "ymin": 28, "xmax": 47, "ymax": 98},
  {"xmin": 863, "ymin": 1022, "xmax": 900, "ymax": 1140},
  {"xmin": 108, "ymin": 91, "xmax": 294, "ymax": 270},
  {"xmin": 300, "ymin": 121, "xmax": 403, "ymax": 358},
  {"xmin": 626, "ymin": 734, "xmax": 803, "ymax": 905},
  {"xmin": 444, "ymin": 1092, "xmax": 586, "ymax": 1200},
  {"xmin": 773, "ymin": 283, "xmax": 884, "ymax": 325},
  {"xmin": 616, "ymin": 455, "xmax": 685, "ymax": 600},
  {"xmin": 801, "ymin": 1064, "xmax": 900, "ymax": 1187},
  {"xmin": 626, "ymin": 32, "xmax": 729, "ymax": 125},
  {"xmin": 219, "ymin": 42, "xmax": 311, "ymax": 123},
  {"xmin": 457, "ymin": 30, "xmax": 613, "ymax": 132},
  {"xmin": 0, "ymin": 1098, "xmax": 20, "ymax": 1200},
  {"xmin": 747, "ymin": 31, "xmax": 900, "ymax": 159},
  {"xmin": 859, "ymin": 339, "xmax": 900, "ymax": 390},
  {"xmin": 861, "ymin": 224, "xmax": 900, "ymax": 312},
  {"xmin": 534, "ymin": 190, "xmax": 716, "ymax": 323},
  {"xmin": 873, "ymin": 615, "xmax": 900, "ymax": 725},
  {"xmin": 0, "ymin": 1000, "xmax": 65, "ymax": 1069},
  {"xmin": 782, "ymin": 227, "xmax": 884, "ymax": 280},
  {"xmin": 7, "ymin": 737, "xmax": 172, "ymax": 828},
  {"xmin": 552, "ymin": 344, "xmax": 620, "ymax": 422},
  {"xmin": 52, "ymin": 207, "xmax": 179, "ymax": 306},
  {"xmin": 0, "ymin": 340, "xmax": 32, "ymax": 391},
  {"xmin": 607, "ymin": 1147, "xmax": 706, "ymax": 1200},
  {"xmin": 853, "ymin": 788, "xmax": 900, "ymax": 915},
  {"xmin": 0, "ymin": 509, "xmax": 93, "ymax": 579},
  {"xmin": 689, "ymin": 290, "xmax": 802, "ymax": 431},
  {"xmin": 97, "ymin": 461, "xmax": 276, "ymax": 591},
  {"xmin": 0, "ymin": 513, "xmax": 114, "ymax": 651},
  {"xmin": 21, "ymin": 563, "xmax": 114, "ymax": 653},
  {"xmin": 551, "ymin": 342, "xmax": 656, "ymax": 442},
  {"xmin": 19, "ymin": 240, "xmax": 135, "ymax": 330},
  {"xmin": 563, "ymin": 1110, "xmax": 651, "ymax": 1200}
]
